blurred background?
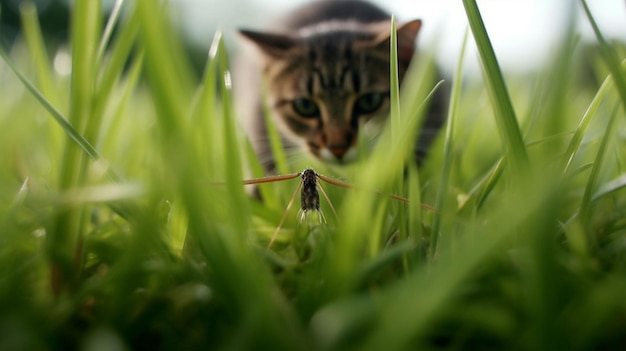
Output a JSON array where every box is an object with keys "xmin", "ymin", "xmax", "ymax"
[
  {"xmin": 1, "ymin": 0, "xmax": 625, "ymax": 77},
  {"xmin": 174, "ymin": 0, "xmax": 626, "ymax": 76}
]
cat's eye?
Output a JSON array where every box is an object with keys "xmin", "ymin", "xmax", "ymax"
[
  {"xmin": 354, "ymin": 92, "xmax": 386, "ymax": 114},
  {"xmin": 292, "ymin": 98, "xmax": 320, "ymax": 118}
]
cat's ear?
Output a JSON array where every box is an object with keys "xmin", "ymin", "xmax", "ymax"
[
  {"xmin": 239, "ymin": 29, "xmax": 298, "ymax": 58},
  {"xmin": 371, "ymin": 19, "xmax": 422, "ymax": 63}
]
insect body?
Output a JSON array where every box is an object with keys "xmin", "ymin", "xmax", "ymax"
[{"xmin": 300, "ymin": 169, "xmax": 320, "ymax": 213}]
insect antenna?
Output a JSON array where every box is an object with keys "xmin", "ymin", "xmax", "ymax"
[
  {"xmin": 316, "ymin": 173, "xmax": 435, "ymax": 210},
  {"xmin": 242, "ymin": 172, "xmax": 301, "ymax": 185}
]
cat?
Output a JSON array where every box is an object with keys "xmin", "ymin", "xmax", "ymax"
[{"xmin": 234, "ymin": 0, "xmax": 447, "ymax": 174}]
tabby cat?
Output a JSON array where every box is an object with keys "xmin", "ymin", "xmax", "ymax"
[{"xmin": 235, "ymin": 0, "xmax": 447, "ymax": 174}]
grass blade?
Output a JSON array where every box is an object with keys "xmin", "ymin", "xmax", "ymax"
[
  {"xmin": 562, "ymin": 61, "xmax": 623, "ymax": 174},
  {"xmin": 218, "ymin": 35, "xmax": 250, "ymax": 236},
  {"xmin": 592, "ymin": 174, "xmax": 626, "ymax": 202},
  {"xmin": 47, "ymin": 0, "xmax": 102, "ymax": 294},
  {"xmin": 388, "ymin": 16, "xmax": 409, "ymax": 263},
  {"xmin": 462, "ymin": 0, "xmax": 529, "ymax": 177},
  {"xmin": 0, "ymin": 49, "xmax": 94, "ymax": 157},
  {"xmin": 430, "ymin": 29, "xmax": 468, "ymax": 258},
  {"xmin": 192, "ymin": 30, "xmax": 221, "ymax": 174},
  {"xmin": 261, "ymin": 80, "xmax": 291, "ymax": 176},
  {"xmin": 96, "ymin": 0, "xmax": 125, "ymax": 67},
  {"xmin": 90, "ymin": 9, "xmax": 139, "ymax": 149},
  {"xmin": 389, "ymin": 16, "xmax": 401, "ymax": 144},
  {"xmin": 19, "ymin": 2, "xmax": 57, "ymax": 103},
  {"xmin": 580, "ymin": 0, "xmax": 626, "ymax": 115},
  {"xmin": 579, "ymin": 104, "xmax": 621, "ymax": 242}
]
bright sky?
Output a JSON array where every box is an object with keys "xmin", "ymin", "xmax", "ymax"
[{"xmin": 175, "ymin": 0, "xmax": 626, "ymax": 76}]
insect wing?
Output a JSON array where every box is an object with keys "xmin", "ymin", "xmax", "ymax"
[{"xmin": 297, "ymin": 208, "xmax": 326, "ymax": 227}]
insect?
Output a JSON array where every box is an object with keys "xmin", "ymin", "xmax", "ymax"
[{"xmin": 241, "ymin": 168, "xmax": 430, "ymax": 251}]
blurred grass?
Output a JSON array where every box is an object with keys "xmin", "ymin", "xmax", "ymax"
[{"xmin": 0, "ymin": 0, "xmax": 626, "ymax": 350}]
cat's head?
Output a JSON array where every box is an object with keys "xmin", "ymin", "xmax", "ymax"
[{"xmin": 240, "ymin": 19, "xmax": 421, "ymax": 163}]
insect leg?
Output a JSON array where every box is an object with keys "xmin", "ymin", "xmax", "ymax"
[
  {"xmin": 266, "ymin": 178, "xmax": 303, "ymax": 251},
  {"xmin": 316, "ymin": 180, "xmax": 338, "ymax": 219}
]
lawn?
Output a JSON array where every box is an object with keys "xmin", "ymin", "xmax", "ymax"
[{"xmin": 0, "ymin": 0, "xmax": 625, "ymax": 350}]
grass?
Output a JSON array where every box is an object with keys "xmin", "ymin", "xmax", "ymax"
[{"xmin": 1, "ymin": 0, "xmax": 626, "ymax": 349}]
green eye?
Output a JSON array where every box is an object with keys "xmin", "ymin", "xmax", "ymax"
[
  {"xmin": 292, "ymin": 98, "xmax": 320, "ymax": 118},
  {"xmin": 355, "ymin": 92, "xmax": 386, "ymax": 114}
]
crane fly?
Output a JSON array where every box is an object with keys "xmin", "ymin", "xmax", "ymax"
[{"xmin": 241, "ymin": 168, "xmax": 433, "ymax": 251}]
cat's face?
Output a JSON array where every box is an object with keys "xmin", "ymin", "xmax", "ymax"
[{"xmin": 240, "ymin": 20, "xmax": 421, "ymax": 163}]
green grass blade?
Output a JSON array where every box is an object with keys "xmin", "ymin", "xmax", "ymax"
[
  {"xmin": 579, "ymin": 104, "xmax": 621, "ymax": 242},
  {"xmin": 398, "ymin": 42, "xmax": 441, "ymax": 256},
  {"xmin": 48, "ymin": 0, "xmax": 102, "ymax": 294},
  {"xmin": 1, "ymin": 15, "xmax": 132, "ymax": 233},
  {"xmin": 19, "ymin": 2, "xmax": 57, "ymax": 103},
  {"xmin": 592, "ymin": 174, "xmax": 626, "ymax": 202},
  {"xmin": 192, "ymin": 30, "xmax": 221, "ymax": 175},
  {"xmin": 101, "ymin": 51, "xmax": 144, "ymax": 155},
  {"xmin": 580, "ymin": 0, "xmax": 626, "ymax": 115},
  {"xmin": 218, "ymin": 36, "xmax": 250, "ymax": 235},
  {"xmin": 135, "ymin": 4, "xmax": 187, "ymax": 136},
  {"xmin": 389, "ymin": 16, "xmax": 401, "ymax": 144},
  {"xmin": 521, "ymin": 10, "xmax": 577, "ymax": 143},
  {"xmin": 355, "ymin": 240, "xmax": 417, "ymax": 287},
  {"xmin": 263, "ymin": 85, "xmax": 290, "ymax": 175},
  {"xmin": 96, "ymin": 0, "xmax": 125, "ymax": 67},
  {"xmin": 0, "ymin": 48, "xmax": 112, "ymax": 171},
  {"xmin": 430, "ymin": 29, "xmax": 468, "ymax": 258},
  {"xmin": 242, "ymin": 136, "xmax": 282, "ymax": 209},
  {"xmin": 405, "ymin": 161, "xmax": 423, "ymax": 260},
  {"xmin": 473, "ymin": 157, "xmax": 504, "ymax": 210},
  {"xmin": 364, "ymin": 81, "xmax": 444, "ymax": 188},
  {"xmin": 90, "ymin": 10, "xmax": 139, "ymax": 148},
  {"xmin": 388, "ymin": 16, "xmax": 409, "ymax": 260},
  {"xmin": 462, "ymin": 0, "xmax": 529, "ymax": 177},
  {"xmin": 562, "ymin": 62, "xmax": 623, "ymax": 174},
  {"xmin": 67, "ymin": 0, "xmax": 101, "ymax": 135}
]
